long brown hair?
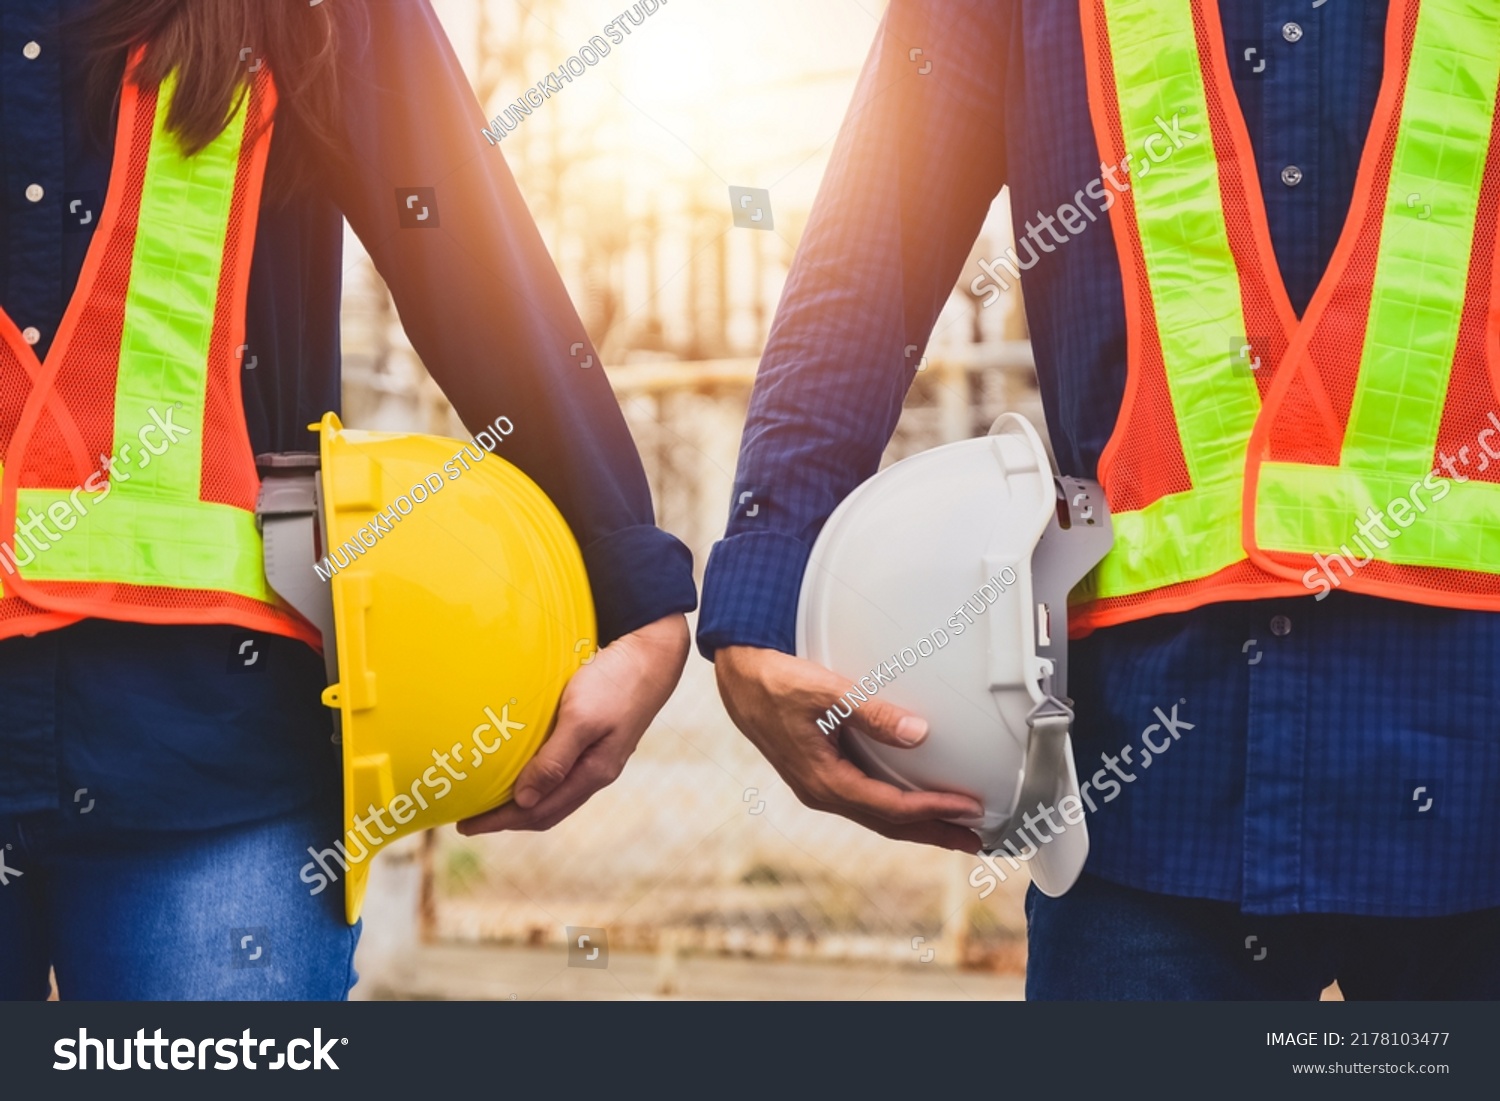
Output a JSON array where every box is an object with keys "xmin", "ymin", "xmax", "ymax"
[{"xmin": 79, "ymin": 0, "xmax": 346, "ymax": 196}]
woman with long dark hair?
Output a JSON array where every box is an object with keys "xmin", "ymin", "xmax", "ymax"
[{"xmin": 0, "ymin": 0, "xmax": 695, "ymax": 999}]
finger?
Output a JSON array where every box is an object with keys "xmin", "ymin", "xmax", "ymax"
[
  {"xmin": 841, "ymin": 806, "xmax": 983, "ymax": 852},
  {"xmin": 459, "ymin": 746, "xmax": 615, "ymax": 834},
  {"xmin": 785, "ymin": 658, "xmax": 929, "ymax": 748},
  {"xmin": 816, "ymin": 757, "xmax": 984, "ymax": 823},
  {"xmin": 839, "ymin": 694, "xmax": 930, "ymax": 748},
  {"xmin": 512, "ymin": 695, "xmax": 605, "ymax": 809},
  {"xmin": 458, "ymin": 780, "xmax": 586, "ymax": 835},
  {"xmin": 458, "ymin": 788, "xmax": 587, "ymax": 834}
]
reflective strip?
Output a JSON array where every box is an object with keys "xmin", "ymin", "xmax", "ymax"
[
  {"xmin": 1078, "ymin": 481, "xmax": 1245, "ymax": 600},
  {"xmin": 1257, "ymin": 461, "xmax": 1500, "ymax": 570},
  {"xmin": 116, "ymin": 66, "xmax": 238, "ymax": 499},
  {"xmin": 16, "ymin": 488, "xmax": 270, "ymax": 593},
  {"xmin": 1090, "ymin": 0, "xmax": 1259, "ymax": 597},
  {"xmin": 1258, "ymin": 3, "xmax": 1500, "ymax": 568},
  {"xmin": 17, "ymin": 69, "xmax": 272, "ymax": 601},
  {"xmin": 1340, "ymin": 3, "xmax": 1500, "ymax": 476}
]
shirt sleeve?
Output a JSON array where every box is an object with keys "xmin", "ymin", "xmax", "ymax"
[
  {"xmin": 695, "ymin": 0, "xmax": 1012, "ymax": 658},
  {"xmin": 315, "ymin": 0, "xmax": 696, "ymax": 646}
]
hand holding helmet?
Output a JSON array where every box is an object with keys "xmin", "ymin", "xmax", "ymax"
[
  {"xmin": 715, "ymin": 645, "xmax": 986, "ymax": 851},
  {"xmin": 792, "ymin": 413, "xmax": 1112, "ymax": 894}
]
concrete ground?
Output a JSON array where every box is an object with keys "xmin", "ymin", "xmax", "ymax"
[{"xmin": 368, "ymin": 942, "xmax": 1026, "ymax": 1001}]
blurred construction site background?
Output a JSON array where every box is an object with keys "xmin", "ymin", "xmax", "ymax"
[{"xmin": 345, "ymin": 0, "xmax": 1042, "ymax": 1000}]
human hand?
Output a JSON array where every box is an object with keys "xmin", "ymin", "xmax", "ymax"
[
  {"xmin": 458, "ymin": 613, "xmax": 690, "ymax": 834},
  {"xmin": 714, "ymin": 645, "xmax": 982, "ymax": 851}
]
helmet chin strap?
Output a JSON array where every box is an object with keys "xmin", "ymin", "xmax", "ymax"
[
  {"xmin": 980, "ymin": 674, "xmax": 1083, "ymax": 895},
  {"xmin": 980, "ymin": 467, "xmax": 1113, "ymax": 896},
  {"xmin": 799, "ymin": 412, "xmax": 1117, "ymax": 899},
  {"xmin": 255, "ymin": 452, "xmax": 341, "ymax": 742}
]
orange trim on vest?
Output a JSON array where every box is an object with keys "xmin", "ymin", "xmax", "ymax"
[
  {"xmin": 1071, "ymin": 0, "xmax": 1308, "ymax": 636},
  {"xmin": 1243, "ymin": 0, "xmax": 1500, "ymax": 612},
  {"xmin": 0, "ymin": 57, "xmax": 318, "ymax": 648},
  {"xmin": 1082, "ymin": 0, "xmax": 1191, "ymax": 514}
]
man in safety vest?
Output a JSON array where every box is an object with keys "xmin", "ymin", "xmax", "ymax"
[{"xmin": 700, "ymin": 0, "xmax": 1500, "ymax": 998}]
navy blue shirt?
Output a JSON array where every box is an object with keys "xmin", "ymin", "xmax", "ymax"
[
  {"xmin": 698, "ymin": 0, "xmax": 1500, "ymax": 917},
  {"xmin": 0, "ymin": 0, "xmax": 696, "ymax": 830}
]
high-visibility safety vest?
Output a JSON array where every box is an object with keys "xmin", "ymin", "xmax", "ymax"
[
  {"xmin": 1070, "ymin": 0, "xmax": 1500, "ymax": 635},
  {"xmin": 0, "ymin": 55, "xmax": 319, "ymax": 647}
]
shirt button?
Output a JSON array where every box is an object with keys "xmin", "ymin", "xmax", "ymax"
[
  {"xmin": 1282, "ymin": 22, "xmax": 1304, "ymax": 43},
  {"xmin": 25, "ymin": 183, "xmax": 44, "ymax": 203},
  {"xmin": 1270, "ymin": 615, "xmax": 1292, "ymax": 637},
  {"xmin": 1280, "ymin": 165, "xmax": 1304, "ymax": 187},
  {"xmin": 22, "ymin": 41, "xmax": 41, "ymax": 60},
  {"xmin": 22, "ymin": 326, "xmax": 41, "ymax": 346}
]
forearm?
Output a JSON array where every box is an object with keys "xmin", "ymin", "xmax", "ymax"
[
  {"xmin": 697, "ymin": 0, "xmax": 1012, "ymax": 658},
  {"xmin": 323, "ymin": 0, "xmax": 695, "ymax": 644}
]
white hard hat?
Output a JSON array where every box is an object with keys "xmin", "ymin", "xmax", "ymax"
[{"xmin": 796, "ymin": 413, "xmax": 1112, "ymax": 896}]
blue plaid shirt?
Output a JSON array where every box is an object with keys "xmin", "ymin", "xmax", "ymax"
[{"xmin": 697, "ymin": 0, "xmax": 1500, "ymax": 917}]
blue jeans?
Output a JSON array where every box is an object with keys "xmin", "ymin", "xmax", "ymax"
[
  {"xmin": 1026, "ymin": 874, "xmax": 1500, "ymax": 999},
  {"xmin": 0, "ymin": 802, "xmax": 359, "ymax": 1000}
]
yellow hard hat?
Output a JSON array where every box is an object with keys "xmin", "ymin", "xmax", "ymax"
[{"xmin": 268, "ymin": 414, "xmax": 595, "ymax": 924}]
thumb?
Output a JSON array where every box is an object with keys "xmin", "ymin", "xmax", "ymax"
[{"xmin": 841, "ymin": 695, "xmax": 929, "ymax": 749}]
